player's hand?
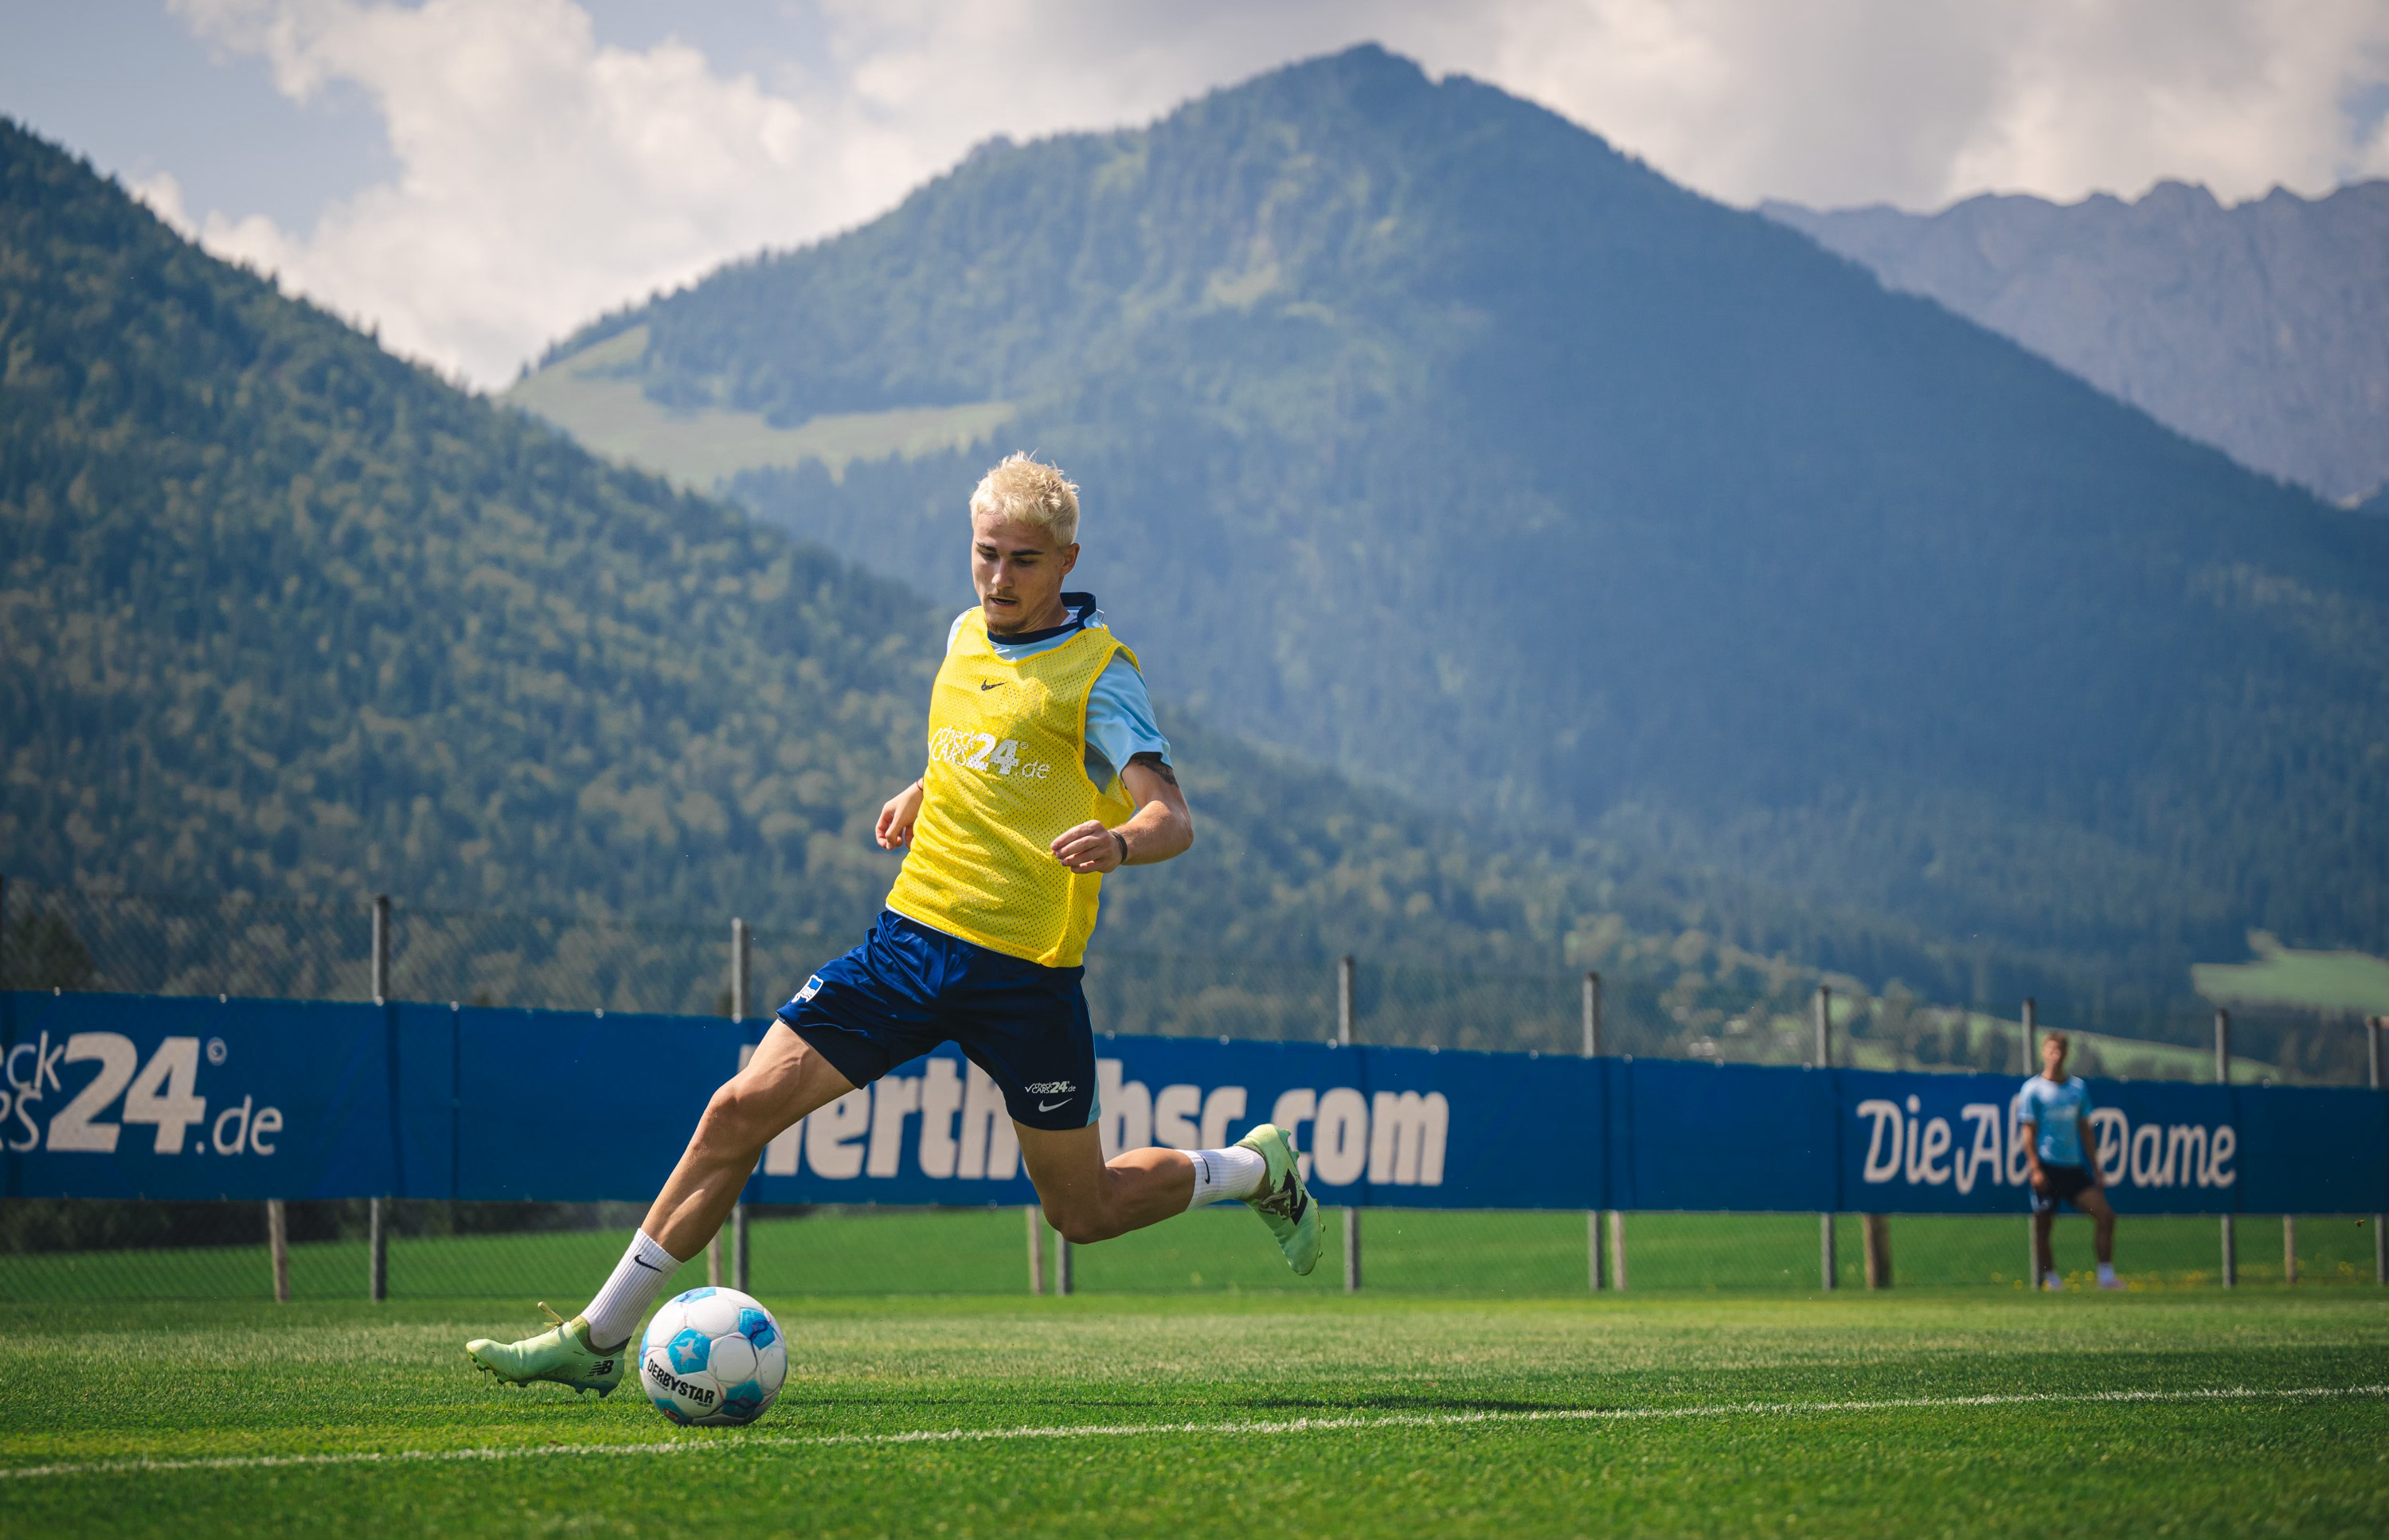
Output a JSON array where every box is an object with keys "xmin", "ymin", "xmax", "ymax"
[
  {"xmin": 1050, "ymin": 819, "xmax": 1124, "ymax": 874},
  {"xmin": 2027, "ymin": 1167, "xmax": 2050, "ymax": 1194},
  {"xmin": 876, "ymin": 780, "xmax": 925, "ymax": 849}
]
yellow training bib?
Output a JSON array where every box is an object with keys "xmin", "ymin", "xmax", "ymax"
[{"xmin": 884, "ymin": 612, "xmax": 1140, "ymax": 967}]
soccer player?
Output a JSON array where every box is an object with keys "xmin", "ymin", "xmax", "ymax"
[
  {"xmin": 2015, "ymin": 1030, "xmax": 2121, "ymax": 1291},
  {"xmin": 467, "ymin": 454, "xmax": 1324, "ymax": 1396}
]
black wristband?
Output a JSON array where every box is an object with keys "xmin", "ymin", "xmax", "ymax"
[{"xmin": 1111, "ymin": 831, "xmax": 1128, "ymax": 867}]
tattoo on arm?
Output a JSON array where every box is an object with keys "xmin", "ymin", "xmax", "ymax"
[{"xmin": 1127, "ymin": 751, "xmax": 1178, "ymax": 788}]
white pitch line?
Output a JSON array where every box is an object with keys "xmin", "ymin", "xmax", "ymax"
[{"xmin": 3, "ymin": 1384, "xmax": 2381, "ymax": 1483}]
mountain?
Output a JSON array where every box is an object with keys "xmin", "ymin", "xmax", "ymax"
[
  {"xmin": 511, "ymin": 46, "xmax": 2389, "ymax": 1026},
  {"xmin": 2, "ymin": 111, "xmax": 1941, "ymax": 1052},
  {"xmin": 1760, "ymin": 179, "xmax": 2389, "ymax": 506}
]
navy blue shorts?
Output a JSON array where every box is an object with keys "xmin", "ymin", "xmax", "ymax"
[
  {"xmin": 2031, "ymin": 1163, "xmax": 2098, "ymax": 1214},
  {"xmin": 777, "ymin": 910, "xmax": 1097, "ymax": 1132}
]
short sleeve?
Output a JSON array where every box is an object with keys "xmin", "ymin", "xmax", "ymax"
[
  {"xmin": 1083, "ymin": 652, "xmax": 1171, "ymax": 785},
  {"xmin": 945, "ymin": 609, "xmax": 976, "ymax": 655}
]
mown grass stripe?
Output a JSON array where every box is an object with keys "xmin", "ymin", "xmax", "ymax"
[{"xmin": 5, "ymin": 1383, "xmax": 2380, "ymax": 1482}]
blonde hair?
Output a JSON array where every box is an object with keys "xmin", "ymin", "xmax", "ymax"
[{"xmin": 970, "ymin": 452, "xmax": 1080, "ymax": 545}]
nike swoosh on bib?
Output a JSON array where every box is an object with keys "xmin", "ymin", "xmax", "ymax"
[{"xmin": 1037, "ymin": 1098, "xmax": 1069, "ymax": 1112}]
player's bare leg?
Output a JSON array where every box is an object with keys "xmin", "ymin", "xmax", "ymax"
[
  {"xmin": 2073, "ymin": 1187, "xmax": 2117, "ymax": 1263},
  {"xmin": 1016, "ymin": 1122, "xmax": 1197, "ymax": 1243},
  {"xmin": 2077, "ymin": 1186, "xmax": 2121, "ymax": 1286},
  {"xmin": 465, "ymin": 1023, "xmax": 852, "ymax": 1390},
  {"xmin": 642, "ymin": 1024, "xmax": 856, "ymax": 1257},
  {"xmin": 1017, "ymin": 1120, "xmax": 1323, "ymax": 1272}
]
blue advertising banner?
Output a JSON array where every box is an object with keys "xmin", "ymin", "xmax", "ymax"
[
  {"xmin": 453, "ymin": 1005, "xmax": 750, "ymax": 1202},
  {"xmin": 739, "ymin": 1036, "xmax": 1601, "ymax": 1210},
  {"xmin": 1609, "ymin": 1060, "xmax": 1837, "ymax": 1213},
  {"xmin": 2, "ymin": 993, "xmax": 400, "ymax": 1201},
  {"xmin": 1824, "ymin": 1066, "xmax": 2389, "ymax": 1216},
  {"xmin": 4, "ymin": 992, "xmax": 2383, "ymax": 1216}
]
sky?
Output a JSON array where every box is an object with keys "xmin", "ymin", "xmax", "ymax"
[{"xmin": 5, "ymin": 0, "xmax": 2387, "ymax": 389}]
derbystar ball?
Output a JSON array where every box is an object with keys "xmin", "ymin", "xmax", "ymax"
[{"xmin": 639, "ymin": 1287, "xmax": 788, "ymax": 1427}]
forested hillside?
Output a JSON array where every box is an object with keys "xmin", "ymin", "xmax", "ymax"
[
  {"xmin": 1761, "ymin": 179, "xmax": 2389, "ymax": 506},
  {"xmin": 518, "ymin": 46, "xmax": 2389, "ymax": 1024}
]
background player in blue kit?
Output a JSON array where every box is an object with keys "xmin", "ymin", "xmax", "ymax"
[{"xmin": 2016, "ymin": 1031, "xmax": 2122, "ymax": 1291}]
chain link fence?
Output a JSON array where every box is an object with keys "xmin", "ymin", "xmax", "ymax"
[{"xmin": 3, "ymin": 876, "xmax": 2381, "ymax": 1303}]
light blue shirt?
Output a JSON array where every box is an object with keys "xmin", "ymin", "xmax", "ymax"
[
  {"xmin": 946, "ymin": 595, "xmax": 1171, "ymax": 788},
  {"xmin": 2013, "ymin": 1075, "xmax": 2094, "ymax": 1167}
]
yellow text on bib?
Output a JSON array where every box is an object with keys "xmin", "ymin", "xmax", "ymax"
[{"xmin": 885, "ymin": 613, "xmax": 1139, "ymax": 967}]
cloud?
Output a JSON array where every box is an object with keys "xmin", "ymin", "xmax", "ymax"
[
  {"xmin": 162, "ymin": 0, "xmax": 2389, "ymax": 389},
  {"xmin": 1445, "ymin": 0, "xmax": 2389, "ymax": 209},
  {"xmin": 169, "ymin": 0, "xmax": 860, "ymax": 385},
  {"xmin": 128, "ymin": 169, "xmax": 197, "ymax": 236}
]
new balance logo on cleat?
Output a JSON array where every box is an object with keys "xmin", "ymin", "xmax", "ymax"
[
  {"xmin": 1235, "ymin": 1124, "xmax": 1324, "ymax": 1276},
  {"xmin": 1252, "ymin": 1172, "xmax": 1308, "ymax": 1222}
]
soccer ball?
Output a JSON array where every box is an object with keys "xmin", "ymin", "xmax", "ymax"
[{"xmin": 639, "ymin": 1287, "xmax": 788, "ymax": 1427}]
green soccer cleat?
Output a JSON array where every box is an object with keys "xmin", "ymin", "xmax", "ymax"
[
  {"xmin": 465, "ymin": 1303, "xmax": 629, "ymax": 1397},
  {"xmin": 1237, "ymin": 1123, "xmax": 1324, "ymax": 1276}
]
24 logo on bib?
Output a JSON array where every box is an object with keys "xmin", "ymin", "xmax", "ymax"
[{"xmin": 929, "ymin": 729, "xmax": 1054, "ymax": 780}]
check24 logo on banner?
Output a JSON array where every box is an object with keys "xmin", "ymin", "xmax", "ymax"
[{"xmin": 4, "ymin": 1030, "xmax": 283, "ymax": 1158}]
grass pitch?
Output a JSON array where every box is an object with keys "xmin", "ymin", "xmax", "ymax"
[
  {"xmin": 2, "ymin": 1286, "xmax": 2384, "ymax": 1538},
  {"xmin": 8, "ymin": 1205, "xmax": 2371, "ymax": 1303}
]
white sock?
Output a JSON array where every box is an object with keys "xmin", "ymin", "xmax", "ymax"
[
  {"xmin": 1187, "ymin": 1146, "xmax": 1268, "ymax": 1208},
  {"xmin": 2097, "ymin": 1263, "xmax": 2117, "ymax": 1284},
  {"xmin": 581, "ymin": 1229, "xmax": 682, "ymax": 1349}
]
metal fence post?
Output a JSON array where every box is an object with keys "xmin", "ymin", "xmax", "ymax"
[
  {"xmin": 1339, "ymin": 954, "xmax": 1360, "ymax": 1294},
  {"xmin": 368, "ymin": 1197, "xmax": 387, "ymax": 1302},
  {"xmin": 733, "ymin": 1203, "xmax": 749, "ymax": 1295},
  {"xmin": 2283, "ymin": 1215, "xmax": 2298, "ymax": 1285},
  {"xmin": 730, "ymin": 918, "xmax": 750, "ymax": 1022},
  {"xmin": 1026, "ymin": 1206, "xmax": 1046, "ymax": 1295},
  {"xmin": 370, "ymin": 895, "xmax": 390, "ymax": 1302},
  {"xmin": 1607, "ymin": 1208, "xmax": 1628, "ymax": 1291},
  {"xmin": 1584, "ymin": 970, "xmax": 1604, "ymax": 1292},
  {"xmin": 371, "ymin": 894, "xmax": 391, "ymax": 1004},
  {"xmin": 2371, "ymin": 1016, "xmax": 2386, "ymax": 1286},
  {"xmin": 1054, "ymin": 1228, "xmax": 1073, "ymax": 1296},
  {"xmin": 1815, "ymin": 985, "xmax": 1836, "ymax": 1291},
  {"xmin": 2217, "ymin": 1008, "xmax": 2236, "ymax": 1288},
  {"xmin": 1863, "ymin": 1213, "xmax": 1893, "ymax": 1288},
  {"xmin": 267, "ymin": 1199, "xmax": 291, "ymax": 1303}
]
